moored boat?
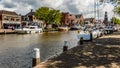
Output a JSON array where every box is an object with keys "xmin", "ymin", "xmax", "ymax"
[
  {"xmin": 58, "ymin": 26, "xmax": 70, "ymax": 31},
  {"xmin": 15, "ymin": 26, "xmax": 43, "ymax": 34}
]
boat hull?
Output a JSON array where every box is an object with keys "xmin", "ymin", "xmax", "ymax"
[{"xmin": 58, "ymin": 27, "xmax": 70, "ymax": 31}]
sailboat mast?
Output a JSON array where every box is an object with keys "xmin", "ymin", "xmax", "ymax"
[
  {"xmin": 94, "ymin": 0, "xmax": 96, "ymax": 19},
  {"xmin": 97, "ymin": 0, "xmax": 99, "ymax": 20}
]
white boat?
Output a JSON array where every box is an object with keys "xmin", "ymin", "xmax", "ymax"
[
  {"xmin": 15, "ymin": 26, "xmax": 43, "ymax": 34},
  {"xmin": 71, "ymin": 24, "xmax": 81, "ymax": 30},
  {"xmin": 77, "ymin": 29, "xmax": 102, "ymax": 41},
  {"xmin": 58, "ymin": 26, "xmax": 70, "ymax": 31},
  {"xmin": 77, "ymin": 30, "xmax": 91, "ymax": 41}
]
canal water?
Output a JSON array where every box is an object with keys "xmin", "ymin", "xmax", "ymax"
[{"xmin": 0, "ymin": 31, "xmax": 79, "ymax": 68}]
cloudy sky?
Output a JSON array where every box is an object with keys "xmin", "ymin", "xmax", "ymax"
[{"xmin": 0, "ymin": 0, "xmax": 116, "ymax": 20}]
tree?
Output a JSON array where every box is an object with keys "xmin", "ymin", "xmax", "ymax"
[
  {"xmin": 111, "ymin": 17, "xmax": 120, "ymax": 25},
  {"xmin": 35, "ymin": 7, "xmax": 62, "ymax": 27},
  {"xmin": 114, "ymin": 6, "xmax": 120, "ymax": 15}
]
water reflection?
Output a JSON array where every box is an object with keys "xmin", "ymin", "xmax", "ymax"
[{"xmin": 0, "ymin": 31, "xmax": 78, "ymax": 68}]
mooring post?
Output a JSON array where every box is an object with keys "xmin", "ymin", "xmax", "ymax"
[
  {"xmin": 32, "ymin": 48, "xmax": 40, "ymax": 67},
  {"xmin": 90, "ymin": 32, "xmax": 93, "ymax": 41},
  {"xmin": 80, "ymin": 37, "xmax": 83, "ymax": 45},
  {"xmin": 4, "ymin": 29, "xmax": 6, "ymax": 34},
  {"xmin": 63, "ymin": 41, "xmax": 68, "ymax": 52}
]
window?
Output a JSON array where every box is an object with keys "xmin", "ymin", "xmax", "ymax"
[
  {"xmin": 11, "ymin": 17, "xmax": 14, "ymax": 21},
  {"xmin": 16, "ymin": 19, "xmax": 20, "ymax": 21},
  {"xmin": 4, "ymin": 16, "xmax": 9, "ymax": 20}
]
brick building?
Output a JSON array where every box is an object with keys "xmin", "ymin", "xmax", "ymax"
[
  {"xmin": 61, "ymin": 12, "xmax": 84, "ymax": 26},
  {"xmin": 61, "ymin": 12, "xmax": 69, "ymax": 26},
  {"xmin": 75, "ymin": 14, "xmax": 84, "ymax": 25},
  {"xmin": 0, "ymin": 10, "xmax": 21, "ymax": 29}
]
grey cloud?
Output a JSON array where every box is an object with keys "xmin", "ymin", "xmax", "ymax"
[
  {"xmin": 62, "ymin": 0, "xmax": 80, "ymax": 14},
  {"xmin": 0, "ymin": 0, "xmax": 114, "ymax": 19},
  {"xmin": 2, "ymin": 2, "xmax": 16, "ymax": 8},
  {"xmin": 66, "ymin": 4, "xmax": 80, "ymax": 14}
]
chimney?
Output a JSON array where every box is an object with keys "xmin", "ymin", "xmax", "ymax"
[{"xmin": 31, "ymin": 9, "xmax": 33, "ymax": 12}]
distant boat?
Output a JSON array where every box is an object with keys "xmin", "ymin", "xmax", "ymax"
[
  {"xmin": 15, "ymin": 26, "xmax": 43, "ymax": 34},
  {"xmin": 58, "ymin": 26, "xmax": 70, "ymax": 31},
  {"xmin": 71, "ymin": 25, "xmax": 81, "ymax": 30}
]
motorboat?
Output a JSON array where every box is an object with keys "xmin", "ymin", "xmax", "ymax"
[
  {"xmin": 58, "ymin": 26, "xmax": 70, "ymax": 31},
  {"xmin": 104, "ymin": 26, "xmax": 114, "ymax": 34},
  {"xmin": 71, "ymin": 24, "xmax": 81, "ymax": 30},
  {"xmin": 15, "ymin": 26, "xmax": 43, "ymax": 34},
  {"xmin": 77, "ymin": 30, "xmax": 91, "ymax": 41},
  {"xmin": 77, "ymin": 28, "xmax": 103, "ymax": 41}
]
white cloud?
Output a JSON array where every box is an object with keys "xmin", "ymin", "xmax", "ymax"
[{"xmin": 0, "ymin": 0, "xmax": 116, "ymax": 20}]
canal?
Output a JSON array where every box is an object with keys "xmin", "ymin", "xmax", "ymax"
[{"xmin": 0, "ymin": 31, "xmax": 78, "ymax": 68}]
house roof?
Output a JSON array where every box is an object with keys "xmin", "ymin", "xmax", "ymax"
[
  {"xmin": 75, "ymin": 14, "xmax": 83, "ymax": 18},
  {"xmin": 84, "ymin": 18, "xmax": 95, "ymax": 21},
  {"xmin": 0, "ymin": 10, "xmax": 18, "ymax": 16},
  {"xmin": 25, "ymin": 12, "xmax": 35, "ymax": 16}
]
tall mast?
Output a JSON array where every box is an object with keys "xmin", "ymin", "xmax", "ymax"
[
  {"xmin": 94, "ymin": 0, "xmax": 96, "ymax": 19},
  {"xmin": 97, "ymin": 0, "xmax": 99, "ymax": 20}
]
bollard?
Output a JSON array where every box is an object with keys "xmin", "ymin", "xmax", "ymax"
[
  {"xmin": 80, "ymin": 37, "xmax": 83, "ymax": 45},
  {"xmin": 32, "ymin": 48, "xmax": 40, "ymax": 67},
  {"xmin": 4, "ymin": 29, "xmax": 6, "ymax": 34},
  {"xmin": 63, "ymin": 41, "xmax": 68, "ymax": 52},
  {"xmin": 90, "ymin": 32, "xmax": 93, "ymax": 41}
]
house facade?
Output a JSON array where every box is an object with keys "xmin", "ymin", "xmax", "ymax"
[
  {"xmin": 61, "ymin": 12, "xmax": 84, "ymax": 26},
  {"xmin": 75, "ymin": 14, "xmax": 84, "ymax": 25},
  {"xmin": 22, "ymin": 9, "xmax": 44, "ymax": 28},
  {"xmin": 61, "ymin": 12, "xmax": 69, "ymax": 26},
  {"xmin": 0, "ymin": 10, "xmax": 21, "ymax": 29}
]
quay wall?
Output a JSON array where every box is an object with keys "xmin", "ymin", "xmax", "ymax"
[
  {"xmin": 0, "ymin": 29, "xmax": 15, "ymax": 34},
  {"xmin": 34, "ymin": 31, "xmax": 120, "ymax": 68}
]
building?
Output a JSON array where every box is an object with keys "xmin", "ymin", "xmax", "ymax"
[
  {"xmin": 22, "ymin": 9, "xmax": 35, "ymax": 27},
  {"xmin": 61, "ymin": 12, "xmax": 85, "ymax": 26},
  {"xmin": 0, "ymin": 10, "xmax": 21, "ymax": 29},
  {"xmin": 61, "ymin": 12, "xmax": 69, "ymax": 26},
  {"xmin": 103, "ymin": 11, "xmax": 108, "ymax": 25},
  {"xmin": 22, "ymin": 9, "xmax": 44, "ymax": 28},
  {"xmin": 84, "ymin": 18, "xmax": 95, "ymax": 24},
  {"xmin": 75, "ymin": 14, "xmax": 84, "ymax": 25}
]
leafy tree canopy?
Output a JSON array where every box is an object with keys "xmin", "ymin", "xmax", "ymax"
[
  {"xmin": 114, "ymin": 6, "xmax": 120, "ymax": 15},
  {"xmin": 111, "ymin": 17, "xmax": 120, "ymax": 25},
  {"xmin": 35, "ymin": 7, "xmax": 61, "ymax": 26}
]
